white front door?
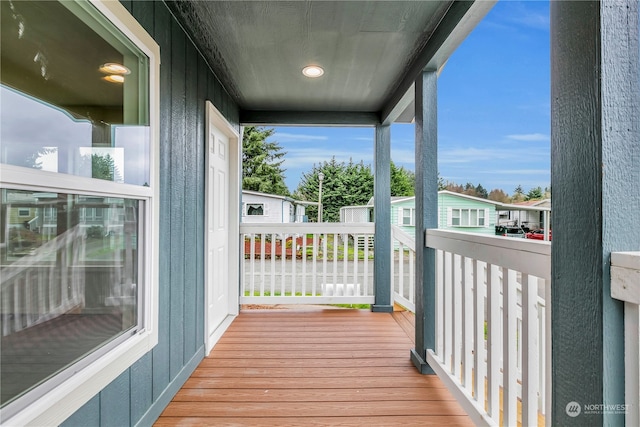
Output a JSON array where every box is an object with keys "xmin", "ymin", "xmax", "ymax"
[
  {"xmin": 204, "ymin": 101, "xmax": 239, "ymax": 354},
  {"xmin": 207, "ymin": 123, "xmax": 230, "ymax": 334}
]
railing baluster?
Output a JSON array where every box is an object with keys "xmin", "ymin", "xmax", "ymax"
[
  {"xmin": 312, "ymin": 234, "xmax": 318, "ymax": 296},
  {"xmin": 259, "ymin": 234, "xmax": 266, "ymax": 296},
  {"xmin": 343, "ymin": 233, "xmax": 348, "ymax": 288},
  {"xmin": 322, "ymin": 234, "xmax": 328, "ymax": 293},
  {"xmin": 398, "ymin": 243, "xmax": 404, "ymax": 302},
  {"xmin": 487, "ymin": 263, "xmax": 500, "ymax": 422},
  {"xmin": 301, "ymin": 234, "xmax": 307, "ymax": 297},
  {"xmin": 522, "ymin": 273, "xmax": 539, "ymax": 426},
  {"xmin": 462, "ymin": 256, "xmax": 473, "ymax": 391},
  {"xmin": 436, "ymin": 250, "xmax": 444, "ymax": 357},
  {"xmin": 453, "ymin": 254, "xmax": 462, "ymax": 379},
  {"xmin": 363, "ymin": 235, "xmax": 369, "ymax": 296},
  {"xmin": 538, "ymin": 292, "xmax": 546, "ymax": 416},
  {"xmin": 280, "ymin": 233, "xmax": 286, "ymax": 296},
  {"xmin": 353, "ymin": 235, "xmax": 359, "ymax": 295},
  {"xmin": 292, "ymin": 233, "xmax": 297, "ymax": 296},
  {"xmin": 409, "ymin": 247, "xmax": 415, "ymax": 308},
  {"xmin": 444, "ymin": 251, "xmax": 453, "ymax": 371},
  {"xmin": 270, "ymin": 235, "xmax": 276, "ymax": 296},
  {"xmin": 390, "ymin": 241, "xmax": 395, "ymax": 300},
  {"xmin": 473, "ymin": 260, "xmax": 486, "ymax": 408},
  {"xmin": 503, "ymin": 268, "xmax": 518, "ymax": 426},
  {"xmin": 249, "ymin": 234, "xmax": 255, "ymax": 296},
  {"xmin": 333, "ymin": 233, "xmax": 338, "ymax": 288}
]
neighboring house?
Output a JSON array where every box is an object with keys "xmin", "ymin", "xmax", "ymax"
[
  {"xmin": 497, "ymin": 199, "xmax": 552, "ymax": 230},
  {"xmin": 341, "ymin": 191, "xmax": 501, "ymax": 236},
  {"xmin": 241, "ymin": 190, "xmax": 309, "ymax": 223},
  {"xmin": 437, "ymin": 191, "xmax": 499, "ymax": 235}
]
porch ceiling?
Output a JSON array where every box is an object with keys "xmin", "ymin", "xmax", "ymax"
[{"xmin": 166, "ymin": 0, "xmax": 494, "ymax": 125}]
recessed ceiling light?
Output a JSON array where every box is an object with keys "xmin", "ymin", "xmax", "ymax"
[
  {"xmin": 99, "ymin": 63, "xmax": 130, "ymax": 75},
  {"xmin": 302, "ymin": 65, "xmax": 324, "ymax": 78},
  {"xmin": 103, "ymin": 75, "xmax": 125, "ymax": 83}
]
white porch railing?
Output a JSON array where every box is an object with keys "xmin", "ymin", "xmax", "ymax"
[
  {"xmin": 425, "ymin": 229, "xmax": 551, "ymax": 427},
  {"xmin": 611, "ymin": 251, "xmax": 640, "ymax": 427},
  {"xmin": 1, "ymin": 226, "xmax": 85, "ymax": 336},
  {"xmin": 391, "ymin": 225, "xmax": 415, "ymax": 312},
  {"xmin": 240, "ymin": 223, "xmax": 375, "ymax": 305}
]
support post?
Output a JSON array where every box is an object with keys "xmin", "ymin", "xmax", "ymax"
[
  {"xmin": 551, "ymin": 1, "xmax": 639, "ymax": 424},
  {"xmin": 411, "ymin": 70, "xmax": 438, "ymax": 374},
  {"xmin": 372, "ymin": 124, "xmax": 393, "ymax": 312}
]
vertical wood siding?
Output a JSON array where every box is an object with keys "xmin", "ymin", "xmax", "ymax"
[{"xmin": 62, "ymin": 1, "xmax": 239, "ymax": 425}]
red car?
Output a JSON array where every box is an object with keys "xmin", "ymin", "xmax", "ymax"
[{"xmin": 525, "ymin": 229, "xmax": 552, "ymax": 241}]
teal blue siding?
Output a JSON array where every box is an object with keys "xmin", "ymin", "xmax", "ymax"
[
  {"xmin": 61, "ymin": 1, "xmax": 240, "ymax": 426},
  {"xmin": 61, "ymin": 396, "xmax": 99, "ymax": 427},
  {"xmin": 130, "ymin": 353, "xmax": 153, "ymax": 422},
  {"xmin": 101, "ymin": 371, "xmax": 130, "ymax": 427},
  {"xmin": 437, "ymin": 193, "xmax": 496, "ymax": 235}
]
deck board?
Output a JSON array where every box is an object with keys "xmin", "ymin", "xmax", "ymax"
[{"xmin": 155, "ymin": 308, "xmax": 473, "ymax": 426}]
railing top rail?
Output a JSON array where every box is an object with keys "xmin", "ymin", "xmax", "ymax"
[
  {"xmin": 611, "ymin": 251, "xmax": 640, "ymax": 305},
  {"xmin": 425, "ymin": 228, "xmax": 551, "ymax": 280},
  {"xmin": 611, "ymin": 251, "xmax": 640, "ymax": 269},
  {"xmin": 391, "ymin": 224, "xmax": 415, "ymax": 251},
  {"xmin": 240, "ymin": 222, "xmax": 376, "ymax": 234}
]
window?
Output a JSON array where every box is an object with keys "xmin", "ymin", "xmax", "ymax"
[
  {"xmin": 0, "ymin": 1, "xmax": 159, "ymax": 424},
  {"xmin": 246, "ymin": 203, "xmax": 265, "ymax": 216},
  {"xmin": 450, "ymin": 208, "xmax": 488, "ymax": 227},
  {"xmin": 401, "ymin": 208, "xmax": 415, "ymax": 226}
]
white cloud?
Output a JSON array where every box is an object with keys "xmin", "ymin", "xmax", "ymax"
[
  {"xmin": 390, "ymin": 147, "xmax": 415, "ymax": 165},
  {"xmin": 439, "ymin": 147, "xmax": 519, "ymax": 164},
  {"xmin": 283, "ymin": 147, "xmax": 373, "ymax": 168},
  {"xmin": 480, "ymin": 169, "xmax": 549, "ymax": 175},
  {"xmin": 271, "ymin": 132, "xmax": 328, "ymax": 142},
  {"xmin": 506, "ymin": 133, "xmax": 549, "ymax": 142}
]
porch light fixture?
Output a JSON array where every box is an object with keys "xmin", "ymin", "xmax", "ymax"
[
  {"xmin": 99, "ymin": 62, "xmax": 130, "ymax": 75},
  {"xmin": 302, "ymin": 65, "xmax": 324, "ymax": 78},
  {"xmin": 103, "ymin": 74, "xmax": 125, "ymax": 83}
]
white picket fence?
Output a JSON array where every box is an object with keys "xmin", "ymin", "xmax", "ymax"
[
  {"xmin": 610, "ymin": 251, "xmax": 640, "ymax": 427},
  {"xmin": 240, "ymin": 223, "xmax": 375, "ymax": 305},
  {"xmin": 423, "ymin": 229, "xmax": 551, "ymax": 427}
]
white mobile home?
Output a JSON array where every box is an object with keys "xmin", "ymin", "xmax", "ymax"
[{"xmin": 242, "ymin": 190, "xmax": 310, "ymax": 223}]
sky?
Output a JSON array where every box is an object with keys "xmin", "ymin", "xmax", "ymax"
[{"xmin": 267, "ymin": 0, "xmax": 551, "ymax": 195}]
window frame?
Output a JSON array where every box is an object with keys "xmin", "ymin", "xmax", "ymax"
[
  {"xmin": 450, "ymin": 208, "xmax": 489, "ymax": 228},
  {"xmin": 402, "ymin": 207, "xmax": 415, "ymax": 226},
  {"xmin": 0, "ymin": 1, "xmax": 160, "ymax": 425},
  {"xmin": 246, "ymin": 203, "xmax": 266, "ymax": 216}
]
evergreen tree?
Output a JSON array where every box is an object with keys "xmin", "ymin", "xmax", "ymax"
[
  {"xmin": 242, "ymin": 126, "xmax": 289, "ymax": 196},
  {"xmin": 526, "ymin": 186, "xmax": 544, "ymax": 201},
  {"xmin": 512, "ymin": 184, "xmax": 525, "ymax": 202},
  {"xmin": 294, "ymin": 158, "xmax": 373, "ymax": 222},
  {"xmin": 390, "ymin": 161, "xmax": 415, "ymax": 197},
  {"xmin": 475, "ymin": 184, "xmax": 488, "ymax": 199}
]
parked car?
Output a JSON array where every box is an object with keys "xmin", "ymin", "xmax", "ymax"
[
  {"xmin": 495, "ymin": 225, "xmax": 526, "ymax": 238},
  {"xmin": 525, "ymin": 229, "xmax": 552, "ymax": 240}
]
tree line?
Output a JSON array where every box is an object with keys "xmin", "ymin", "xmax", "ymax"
[{"xmin": 242, "ymin": 127, "xmax": 549, "ymax": 222}]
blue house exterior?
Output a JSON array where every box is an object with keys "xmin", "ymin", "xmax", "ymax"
[{"xmin": 1, "ymin": 1, "xmax": 638, "ymax": 426}]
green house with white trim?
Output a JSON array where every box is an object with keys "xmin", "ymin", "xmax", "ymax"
[{"xmin": 342, "ymin": 190, "xmax": 500, "ymax": 236}]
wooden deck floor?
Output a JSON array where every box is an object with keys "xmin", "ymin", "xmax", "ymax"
[{"xmin": 155, "ymin": 308, "xmax": 473, "ymax": 426}]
